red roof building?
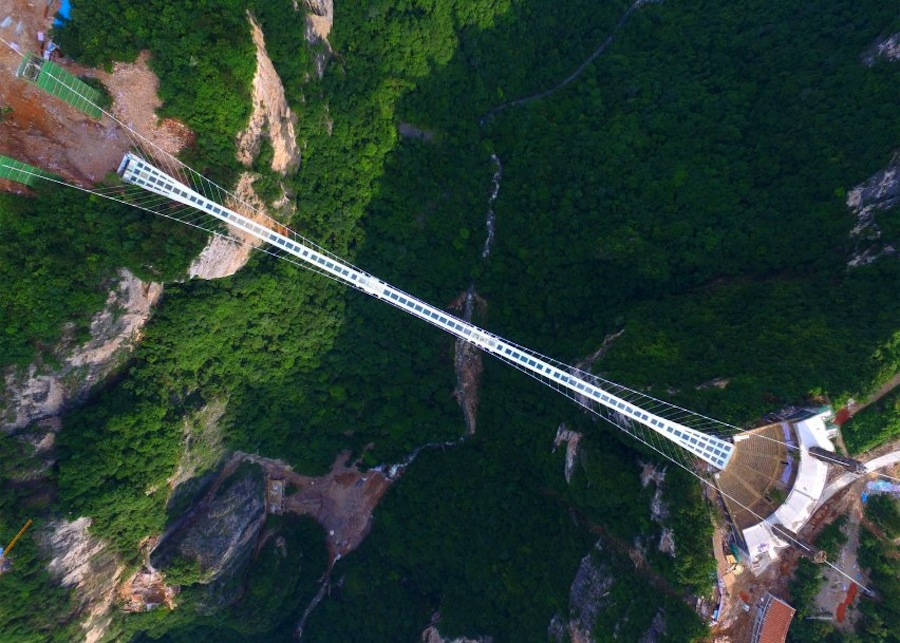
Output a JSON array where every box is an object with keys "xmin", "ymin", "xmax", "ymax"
[{"xmin": 751, "ymin": 593, "xmax": 796, "ymax": 643}]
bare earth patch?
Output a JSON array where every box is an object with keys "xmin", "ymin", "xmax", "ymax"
[
  {"xmin": 278, "ymin": 452, "xmax": 392, "ymax": 565},
  {"xmin": 218, "ymin": 451, "xmax": 393, "ymax": 567},
  {"xmin": 96, "ymin": 52, "xmax": 193, "ymax": 158},
  {"xmin": 0, "ymin": 0, "xmax": 191, "ymax": 187}
]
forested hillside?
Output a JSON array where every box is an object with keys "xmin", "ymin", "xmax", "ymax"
[{"xmin": 1, "ymin": 0, "xmax": 897, "ymax": 641}]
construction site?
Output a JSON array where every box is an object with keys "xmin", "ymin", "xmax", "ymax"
[
  {"xmin": 709, "ymin": 404, "xmax": 899, "ymax": 642},
  {"xmin": 0, "ymin": 0, "xmax": 191, "ymax": 192}
]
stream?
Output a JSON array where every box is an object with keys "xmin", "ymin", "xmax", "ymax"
[
  {"xmin": 379, "ymin": 151, "xmax": 504, "ymax": 466},
  {"xmin": 296, "ymin": 163, "xmax": 502, "ymax": 633},
  {"xmin": 481, "ymin": 153, "xmax": 503, "ymax": 259},
  {"xmin": 295, "ymin": 0, "xmax": 648, "ymax": 625}
]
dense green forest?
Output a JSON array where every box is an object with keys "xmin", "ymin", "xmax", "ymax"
[
  {"xmin": 0, "ymin": 189, "xmax": 203, "ymax": 367},
  {"xmin": 843, "ymin": 389, "xmax": 900, "ymax": 455},
  {"xmin": 0, "ymin": 434, "xmax": 79, "ymax": 642},
  {"xmin": 0, "ymin": 0, "xmax": 897, "ymax": 640}
]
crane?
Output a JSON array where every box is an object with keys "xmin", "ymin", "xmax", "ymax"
[{"xmin": 0, "ymin": 519, "xmax": 33, "ymax": 571}]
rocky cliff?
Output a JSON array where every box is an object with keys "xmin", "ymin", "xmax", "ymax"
[
  {"xmin": 1, "ymin": 269, "xmax": 162, "ymax": 433},
  {"xmin": 190, "ymin": 13, "xmax": 302, "ymax": 281},
  {"xmin": 39, "ymin": 518, "xmax": 124, "ymax": 643},
  {"xmin": 236, "ymin": 13, "xmax": 301, "ymax": 175},
  {"xmin": 150, "ymin": 461, "xmax": 266, "ymax": 611},
  {"xmin": 847, "ymin": 152, "xmax": 899, "ymax": 268}
]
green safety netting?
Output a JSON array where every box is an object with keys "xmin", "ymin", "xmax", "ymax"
[
  {"xmin": 0, "ymin": 156, "xmax": 60, "ymax": 187},
  {"xmin": 16, "ymin": 53, "xmax": 102, "ymax": 119}
]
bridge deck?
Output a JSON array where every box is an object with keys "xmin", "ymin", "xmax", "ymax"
[{"xmin": 119, "ymin": 152, "xmax": 736, "ymax": 470}]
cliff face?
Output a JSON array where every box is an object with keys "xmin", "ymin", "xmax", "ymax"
[
  {"xmin": 862, "ymin": 32, "xmax": 900, "ymax": 65},
  {"xmin": 847, "ymin": 152, "xmax": 899, "ymax": 268},
  {"xmin": 150, "ymin": 462, "xmax": 267, "ymax": 611},
  {"xmin": 4, "ymin": 7, "xmax": 311, "ymax": 423},
  {"xmin": 187, "ymin": 233, "xmax": 255, "ymax": 281},
  {"xmin": 236, "ymin": 13, "xmax": 301, "ymax": 175},
  {"xmin": 191, "ymin": 13, "xmax": 301, "ymax": 281},
  {"xmin": 304, "ymin": 0, "xmax": 334, "ymax": 77},
  {"xmin": 548, "ymin": 544, "xmax": 614, "ymax": 643},
  {"xmin": 39, "ymin": 518, "xmax": 124, "ymax": 643},
  {"xmin": 421, "ymin": 627, "xmax": 493, "ymax": 643},
  {"xmin": 1, "ymin": 269, "xmax": 162, "ymax": 433},
  {"xmin": 848, "ymin": 36, "xmax": 899, "ymax": 268}
]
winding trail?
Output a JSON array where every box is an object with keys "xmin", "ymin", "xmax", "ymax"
[
  {"xmin": 847, "ymin": 372, "xmax": 900, "ymax": 420},
  {"xmin": 480, "ymin": 0, "xmax": 654, "ymax": 124}
]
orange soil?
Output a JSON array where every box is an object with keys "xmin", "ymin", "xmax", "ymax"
[
  {"xmin": 0, "ymin": 0, "xmax": 190, "ymax": 189},
  {"xmin": 238, "ymin": 452, "xmax": 393, "ymax": 567}
]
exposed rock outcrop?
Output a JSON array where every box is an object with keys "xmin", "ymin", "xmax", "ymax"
[
  {"xmin": 696, "ymin": 377, "xmax": 731, "ymax": 390},
  {"xmin": 236, "ymin": 13, "xmax": 301, "ymax": 175},
  {"xmin": 304, "ymin": 0, "xmax": 334, "ymax": 77},
  {"xmin": 187, "ymin": 172, "xmax": 286, "ymax": 280},
  {"xmin": 398, "ymin": 122, "xmax": 435, "ymax": 141},
  {"xmin": 451, "ymin": 287, "xmax": 485, "ymax": 435},
  {"xmin": 553, "ymin": 423, "xmax": 583, "ymax": 484},
  {"xmin": 846, "ymin": 152, "xmax": 899, "ymax": 268},
  {"xmin": 195, "ymin": 13, "xmax": 300, "ymax": 282},
  {"xmin": 640, "ymin": 463, "xmax": 673, "ymax": 555},
  {"xmin": 150, "ymin": 462, "xmax": 266, "ymax": 610},
  {"xmin": 658, "ymin": 528, "xmax": 675, "ymax": 557},
  {"xmin": 421, "ymin": 627, "xmax": 492, "ymax": 643},
  {"xmin": 150, "ymin": 463, "xmax": 266, "ymax": 613},
  {"xmin": 39, "ymin": 518, "xmax": 124, "ymax": 643},
  {"xmin": 1, "ymin": 269, "xmax": 162, "ymax": 432},
  {"xmin": 550, "ymin": 543, "xmax": 614, "ymax": 643},
  {"xmin": 638, "ymin": 609, "xmax": 667, "ymax": 643},
  {"xmin": 121, "ymin": 566, "xmax": 179, "ymax": 613},
  {"xmin": 187, "ymin": 234, "xmax": 254, "ymax": 280},
  {"xmin": 862, "ymin": 32, "xmax": 900, "ymax": 66}
]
